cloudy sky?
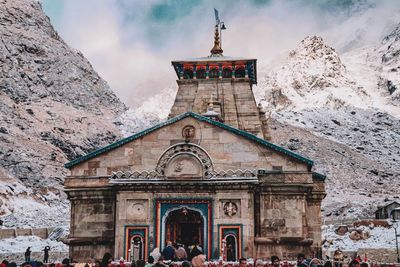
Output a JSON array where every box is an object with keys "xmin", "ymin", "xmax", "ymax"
[{"xmin": 40, "ymin": 0, "xmax": 400, "ymax": 107}]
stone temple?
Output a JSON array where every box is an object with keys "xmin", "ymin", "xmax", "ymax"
[{"xmin": 64, "ymin": 20, "xmax": 326, "ymax": 262}]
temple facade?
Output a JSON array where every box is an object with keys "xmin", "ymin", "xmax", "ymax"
[{"xmin": 64, "ymin": 21, "xmax": 326, "ymax": 262}]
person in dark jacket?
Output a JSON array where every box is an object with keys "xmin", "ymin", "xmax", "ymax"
[
  {"xmin": 25, "ymin": 247, "xmax": 32, "ymax": 262},
  {"xmin": 161, "ymin": 241, "xmax": 175, "ymax": 261},
  {"xmin": 188, "ymin": 243, "xmax": 202, "ymax": 262},
  {"xmin": 100, "ymin": 253, "xmax": 113, "ymax": 267},
  {"xmin": 43, "ymin": 246, "xmax": 50, "ymax": 263}
]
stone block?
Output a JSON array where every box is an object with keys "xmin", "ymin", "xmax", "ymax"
[{"xmin": 232, "ymin": 152, "xmax": 259, "ymax": 162}]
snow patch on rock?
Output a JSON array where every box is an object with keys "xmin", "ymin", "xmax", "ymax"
[
  {"xmin": 322, "ymin": 224, "xmax": 397, "ymax": 251},
  {"xmin": 116, "ymin": 87, "xmax": 176, "ymax": 137}
]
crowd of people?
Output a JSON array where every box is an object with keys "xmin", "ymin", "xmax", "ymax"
[
  {"xmin": 104, "ymin": 252, "xmax": 380, "ymax": 267},
  {"xmin": 0, "ymin": 245, "xmax": 389, "ymax": 267}
]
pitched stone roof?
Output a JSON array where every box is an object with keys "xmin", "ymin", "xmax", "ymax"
[{"xmin": 65, "ymin": 112, "xmax": 314, "ymax": 169}]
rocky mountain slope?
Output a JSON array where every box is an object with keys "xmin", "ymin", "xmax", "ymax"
[{"xmin": 0, "ymin": 0, "xmax": 126, "ymax": 226}]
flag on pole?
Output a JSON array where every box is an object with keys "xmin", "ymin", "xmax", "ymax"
[{"xmin": 214, "ymin": 8, "xmax": 220, "ymax": 24}]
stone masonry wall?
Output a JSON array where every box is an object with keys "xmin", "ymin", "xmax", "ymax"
[
  {"xmin": 169, "ymin": 80, "xmax": 264, "ymax": 138},
  {"xmin": 68, "ymin": 116, "xmax": 308, "ymax": 178},
  {"xmin": 68, "ymin": 190, "xmax": 115, "ymax": 262}
]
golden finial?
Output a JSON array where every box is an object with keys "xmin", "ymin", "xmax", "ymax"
[{"xmin": 210, "ymin": 24, "xmax": 223, "ymax": 56}]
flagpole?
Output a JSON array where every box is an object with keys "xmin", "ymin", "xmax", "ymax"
[
  {"xmin": 211, "ymin": 8, "xmax": 225, "ymax": 56},
  {"xmin": 219, "ymin": 23, "xmax": 222, "ymax": 49}
]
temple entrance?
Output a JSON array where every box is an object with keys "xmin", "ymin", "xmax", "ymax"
[
  {"xmin": 165, "ymin": 207, "xmax": 204, "ymax": 248},
  {"xmin": 157, "ymin": 199, "xmax": 211, "ymax": 258},
  {"xmin": 129, "ymin": 236, "xmax": 144, "ymax": 261},
  {"xmin": 225, "ymin": 235, "xmax": 237, "ymax": 261}
]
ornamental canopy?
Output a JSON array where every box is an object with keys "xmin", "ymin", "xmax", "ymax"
[{"xmin": 171, "ymin": 57, "xmax": 257, "ymax": 84}]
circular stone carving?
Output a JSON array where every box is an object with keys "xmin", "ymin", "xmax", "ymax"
[
  {"xmin": 223, "ymin": 202, "xmax": 238, "ymax": 217},
  {"xmin": 182, "ymin": 125, "xmax": 195, "ymax": 139},
  {"xmin": 131, "ymin": 203, "xmax": 145, "ymax": 216}
]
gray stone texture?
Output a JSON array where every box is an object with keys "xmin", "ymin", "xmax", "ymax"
[
  {"xmin": 169, "ymin": 80, "xmax": 269, "ymax": 139},
  {"xmin": 0, "ymin": 0, "xmax": 126, "ymax": 220}
]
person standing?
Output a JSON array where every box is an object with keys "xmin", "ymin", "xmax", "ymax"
[
  {"xmin": 238, "ymin": 258, "xmax": 247, "ymax": 267},
  {"xmin": 161, "ymin": 241, "xmax": 175, "ymax": 261},
  {"xmin": 25, "ymin": 247, "xmax": 32, "ymax": 262},
  {"xmin": 296, "ymin": 254, "xmax": 307, "ymax": 267},
  {"xmin": 174, "ymin": 244, "xmax": 187, "ymax": 261},
  {"xmin": 188, "ymin": 243, "xmax": 202, "ymax": 261},
  {"xmin": 271, "ymin": 256, "xmax": 280, "ymax": 267},
  {"xmin": 145, "ymin": 256, "xmax": 155, "ymax": 267},
  {"xmin": 43, "ymin": 246, "xmax": 51, "ymax": 263}
]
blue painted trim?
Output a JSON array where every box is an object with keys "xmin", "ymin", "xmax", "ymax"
[
  {"xmin": 65, "ymin": 112, "xmax": 313, "ymax": 169},
  {"xmin": 153, "ymin": 198, "xmax": 213, "ymax": 259},
  {"xmin": 123, "ymin": 224, "xmax": 150, "ymax": 260},
  {"xmin": 312, "ymin": 172, "xmax": 326, "ymax": 181},
  {"xmin": 217, "ymin": 224, "xmax": 244, "ymax": 260}
]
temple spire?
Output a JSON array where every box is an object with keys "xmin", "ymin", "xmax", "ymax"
[
  {"xmin": 210, "ymin": 8, "xmax": 225, "ymax": 57},
  {"xmin": 210, "ymin": 24, "xmax": 223, "ymax": 56}
]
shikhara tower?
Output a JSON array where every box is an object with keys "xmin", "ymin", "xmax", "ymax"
[
  {"xmin": 64, "ymin": 12, "xmax": 325, "ymax": 261},
  {"xmin": 170, "ymin": 21, "xmax": 269, "ymax": 140}
]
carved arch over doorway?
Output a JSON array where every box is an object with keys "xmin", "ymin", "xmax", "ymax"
[{"xmin": 156, "ymin": 143, "xmax": 214, "ymax": 178}]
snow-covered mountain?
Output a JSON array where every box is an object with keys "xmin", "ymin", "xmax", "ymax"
[
  {"xmin": 254, "ymin": 34, "xmax": 400, "ymax": 115},
  {"xmin": 253, "ymin": 24, "xmax": 400, "ymax": 219},
  {"xmin": 116, "ymin": 86, "xmax": 176, "ymax": 136},
  {"xmin": 378, "ymin": 23, "xmax": 400, "ymax": 105}
]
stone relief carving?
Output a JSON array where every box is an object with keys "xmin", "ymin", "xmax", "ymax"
[
  {"xmin": 182, "ymin": 125, "xmax": 196, "ymax": 139},
  {"xmin": 156, "ymin": 143, "xmax": 213, "ymax": 177},
  {"xmin": 112, "ymin": 170, "xmax": 159, "ymax": 179},
  {"xmin": 131, "ymin": 203, "xmax": 145, "ymax": 216},
  {"xmin": 126, "ymin": 200, "xmax": 147, "ymax": 220},
  {"xmin": 164, "ymin": 154, "xmax": 203, "ymax": 178},
  {"xmin": 223, "ymin": 202, "xmax": 238, "ymax": 217},
  {"xmin": 110, "ymin": 168, "xmax": 259, "ymax": 180},
  {"xmin": 174, "ymin": 160, "xmax": 183, "ymax": 172},
  {"xmin": 208, "ymin": 169, "xmax": 257, "ymax": 178}
]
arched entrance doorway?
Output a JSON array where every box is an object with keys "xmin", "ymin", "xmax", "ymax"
[
  {"xmin": 225, "ymin": 235, "xmax": 238, "ymax": 261},
  {"xmin": 130, "ymin": 235, "xmax": 144, "ymax": 261},
  {"xmin": 156, "ymin": 199, "xmax": 212, "ymax": 258},
  {"xmin": 165, "ymin": 207, "xmax": 204, "ymax": 248}
]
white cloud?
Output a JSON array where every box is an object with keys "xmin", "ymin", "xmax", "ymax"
[{"xmin": 44, "ymin": 0, "xmax": 400, "ymax": 107}]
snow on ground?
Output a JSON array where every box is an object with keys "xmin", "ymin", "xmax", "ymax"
[
  {"xmin": 274, "ymin": 107, "xmax": 400, "ymax": 171},
  {"xmin": 322, "ymin": 224, "xmax": 398, "ymax": 252},
  {"xmin": 0, "ymin": 235, "xmax": 68, "ymax": 253},
  {"xmin": 1, "ymin": 196, "xmax": 70, "ymax": 229}
]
